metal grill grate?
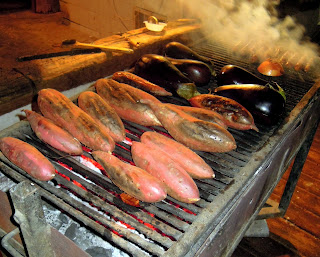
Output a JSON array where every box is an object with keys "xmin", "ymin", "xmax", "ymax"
[{"xmin": 0, "ymin": 41, "xmax": 317, "ymax": 256}]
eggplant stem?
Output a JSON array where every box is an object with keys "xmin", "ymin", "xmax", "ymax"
[{"xmin": 267, "ymin": 82, "xmax": 286, "ymax": 102}]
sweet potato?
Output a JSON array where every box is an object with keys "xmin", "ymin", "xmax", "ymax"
[
  {"xmin": 141, "ymin": 131, "xmax": 214, "ymax": 179},
  {"xmin": 37, "ymin": 88, "xmax": 115, "ymax": 152},
  {"xmin": 164, "ymin": 103, "xmax": 227, "ymax": 129},
  {"xmin": 94, "ymin": 78, "xmax": 162, "ymax": 127},
  {"xmin": 0, "ymin": 137, "xmax": 55, "ymax": 181},
  {"xmin": 24, "ymin": 110, "xmax": 83, "ymax": 155},
  {"xmin": 92, "ymin": 151, "xmax": 167, "ymax": 203},
  {"xmin": 112, "ymin": 71, "xmax": 172, "ymax": 96},
  {"xmin": 140, "ymin": 99, "xmax": 236, "ymax": 152},
  {"xmin": 78, "ymin": 91, "xmax": 125, "ymax": 142},
  {"xmin": 131, "ymin": 141, "xmax": 200, "ymax": 203}
]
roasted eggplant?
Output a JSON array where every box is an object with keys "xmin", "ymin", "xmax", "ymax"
[
  {"xmin": 163, "ymin": 41, "xmax": 215, "ymax": 71},
  {"xmin": 167, "ymin": 57, "xmax": 212, "ymax": 87},
  {"xmin": 217, "ymin": 64, "xmax": 269, "ymax": 86},
  {"xmin": 214, "ymin": 84, "xmax": 286, "ymax": 125},
  {"xmin": 189, "ymin": 94, "xmax": 258, "ymax": 131},
  {"xmin": 133, "ymin": 54, "xmax": 200, "ymax": 100}
]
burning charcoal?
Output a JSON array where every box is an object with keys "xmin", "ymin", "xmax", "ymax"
[
  {"xmin": 65, "ymin": 222, "xmax": 79, "ymax": 241},
  {"xmin": 86, "ymin": 247, "xmax": 113, "ymax": 257},
  {"xmin": 58, "ymin": 213, "xmax": 70, "ymax": 224}
]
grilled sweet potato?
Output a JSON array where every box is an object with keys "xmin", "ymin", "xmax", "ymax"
[
  {"xmin": 24, "ymin": 110, "xmax": 83, "ymax": 155},
  {"xmin": 140, "ymin": 99, "xmax": 236, "ymax": 152},
  {"xmin": 164, "ymin": 104, "xmax": 227, "ymax": 129},
  {"xmin": 92, "ymin": 151, "xmax": 167, "ymax": 203},
  {"xmin": 0, "ymin": 137, "xmax": 55, "ymax": 181},
  {"xmin": 78, "ymin": 91, "xmax": 125, "ymax": 142},
  {"xmin": 94, "ymin": 78, "xmax": 162, "ymax": 127},
  {"xmin": 37, "ymin": 88, "xmax": 115, "ymax": 152},
  {"xmin": 140, "ymin": 131, "xmax": 214, "ymax": 179},
  {"xmin": 131, "ymin": 141, "xmax": 200, "ymax": 203},
  {"xmin": 112, "ymin": 71, "xmax": 172, "ymax": 96}
]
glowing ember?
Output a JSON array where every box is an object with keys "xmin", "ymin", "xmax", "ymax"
[{"xmin": 120, "ymin": 193, "xmax": 140, "ymax": 207}]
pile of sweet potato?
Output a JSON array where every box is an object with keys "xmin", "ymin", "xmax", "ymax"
[
  {"xmin": 0, "ymin": 78, "xmax": 236, "ymax": 204},
  {"xmin": 0, "ymin": 61, "xmax": 257, "ymax": 204}
]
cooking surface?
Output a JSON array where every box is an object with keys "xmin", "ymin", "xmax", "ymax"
[{"xmin": 0, "ymin": 39, "xmax": 319, "ymax": 257}]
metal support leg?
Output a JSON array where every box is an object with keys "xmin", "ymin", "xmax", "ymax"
[
  {"xmin": 256, "ymin": 121, "xmax": 319, "ymax": 226},
  {"xmin": 8, "ymin": 181, "xmax": 92, "ymax": 257},
  {"xmin": 257, "ymin": 120, "xmax": 319, "ymax": 220},
  {"xmin": 1, "ymin": 228, "xmax": 25, "ymax": 257},
  {"xmin": 9, "ymin": 181, "xmax": 56, "ymax": 257},
  {"xmin": 277, "ymin": 122, "xmax": 319, "ymax": 214}
]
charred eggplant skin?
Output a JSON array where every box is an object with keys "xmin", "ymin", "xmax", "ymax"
[
  {"xmin": 133, "ymin": 54, "xmax": 200, "ymax": 100},
  {"xmin": 214, "ymin": 84, "xmax": 286, "ymax": 125},
  {"xmin": 217, "ymin": 65, "xmax": 268, "ymax": 86},
  {"xmin": 189, "ymin": 94, "xmax": 258, "ymax": 131},
  {"xmin": 167, "ymin": 57, "xmax": 212, "ymax": 87},
  {"xmin": 163, "ymin": 41, "xmax": 215, "ymax": 71}
]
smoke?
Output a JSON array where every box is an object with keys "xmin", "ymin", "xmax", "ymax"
[{"xmin": 180, "ymin": 0, "xmax": 320, "ymax": 73}]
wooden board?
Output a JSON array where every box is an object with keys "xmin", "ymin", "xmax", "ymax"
[{"xmin": 0, "ymin": 21, "xmax": 202, "ymax": 116}]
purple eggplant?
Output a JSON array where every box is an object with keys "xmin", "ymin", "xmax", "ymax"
[
  {"xmin": 217, "ymin": 65, "xmax": 268, "ymax": 86},
  {"xmin": 133, "ymin": 54, "xmax": 200, "ymax": 100},
  {"xmin": 163, "ymin": 42, "xmax": 215, "ymax": 72},
  {"xmin": 167, "ymin": 57, "xmax": 212, "ymax": 87},
  {"xmin": 214, "ymin": 84, "xmax": 286, "ymax": 126}
]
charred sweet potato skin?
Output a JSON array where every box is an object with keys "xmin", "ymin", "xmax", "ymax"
[
  {"xmin": 0, "ymin": 137, "xmax": 55, "ymax": 181},
  {"xmin": 78, "ymin": 91, "xmax": 125, "ymax": 142},
  {"xmin": 141, "ymin": 100, "xmax": 236, "ymax": 152},
  {"xmin": 112, "ymin": 71, "xmax": 172, "ymax": 96},
  {"xmin": 94, "ymin": 78, "xmax": 162, "ymax": 127},
  {"xmin": 24, "ymin": 110, "xmax": 83, "ymax": 155},
  {"xmin": 37, "ymin": 88, "xmax": 115, "ymax": 152},
  {"xmin": 92, "ymin": 151, "xmax": 167, "ymax": 203},
  {"xmin": 165, "ymin": 104, "xmax": 227, "ymax": 129},
  {"xmin": 131, "ymin": 141, "xmax": 200, "ymax": 203},
  {"xmin": 141, "ymin": 131, "xmax": 214, "ymax": 179}
]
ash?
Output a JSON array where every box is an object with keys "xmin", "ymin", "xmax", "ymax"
[
  {"xmin": 0, "ymin": 171, "xmax": 16, "ymax": 192},
  {"xmin": 43, "ymin": 204, "xmax": 129, "ymax": 257}
]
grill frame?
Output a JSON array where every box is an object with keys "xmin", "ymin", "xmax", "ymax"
[{"xmin": 0, "ymin": 41, "xmax": 319, "ymax": 257}]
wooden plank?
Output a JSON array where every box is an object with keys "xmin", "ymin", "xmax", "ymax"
[
  {"xmin": 1, "ymin": 22, "xmax": 201, "ymax": 116},
  {"xmin": 269, "ymin": 194, "xmax": 320, "ymax": 238},
  {"xmin": 271, "ymin": 179, "xmax": 320, "ymax": 217},
  {"xmin": 232, "ymin": 237, "xmax": 297, "ymax": 257},
  {"xmin": 274, "ymin": 172, "xmax": 320, "ymax": 197},
  {"xmin": 0, "ymin": 69, "xmax": 35, "ymax": 115},
  {"xmin": 267, "ymin": 218, "xmax": 320, "ymax": 257}
]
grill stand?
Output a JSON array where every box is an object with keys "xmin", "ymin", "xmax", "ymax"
[
  {"xmin": 244, "ymin": 118, "xmax": 320, "ymax": 239},
  {"xmin": 3, "ymin": 181, "xmax": 91, "ymax": 257},
  {"xmin": 257, "ymin": 119, "xmax": 319, "ymax": 220}
]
